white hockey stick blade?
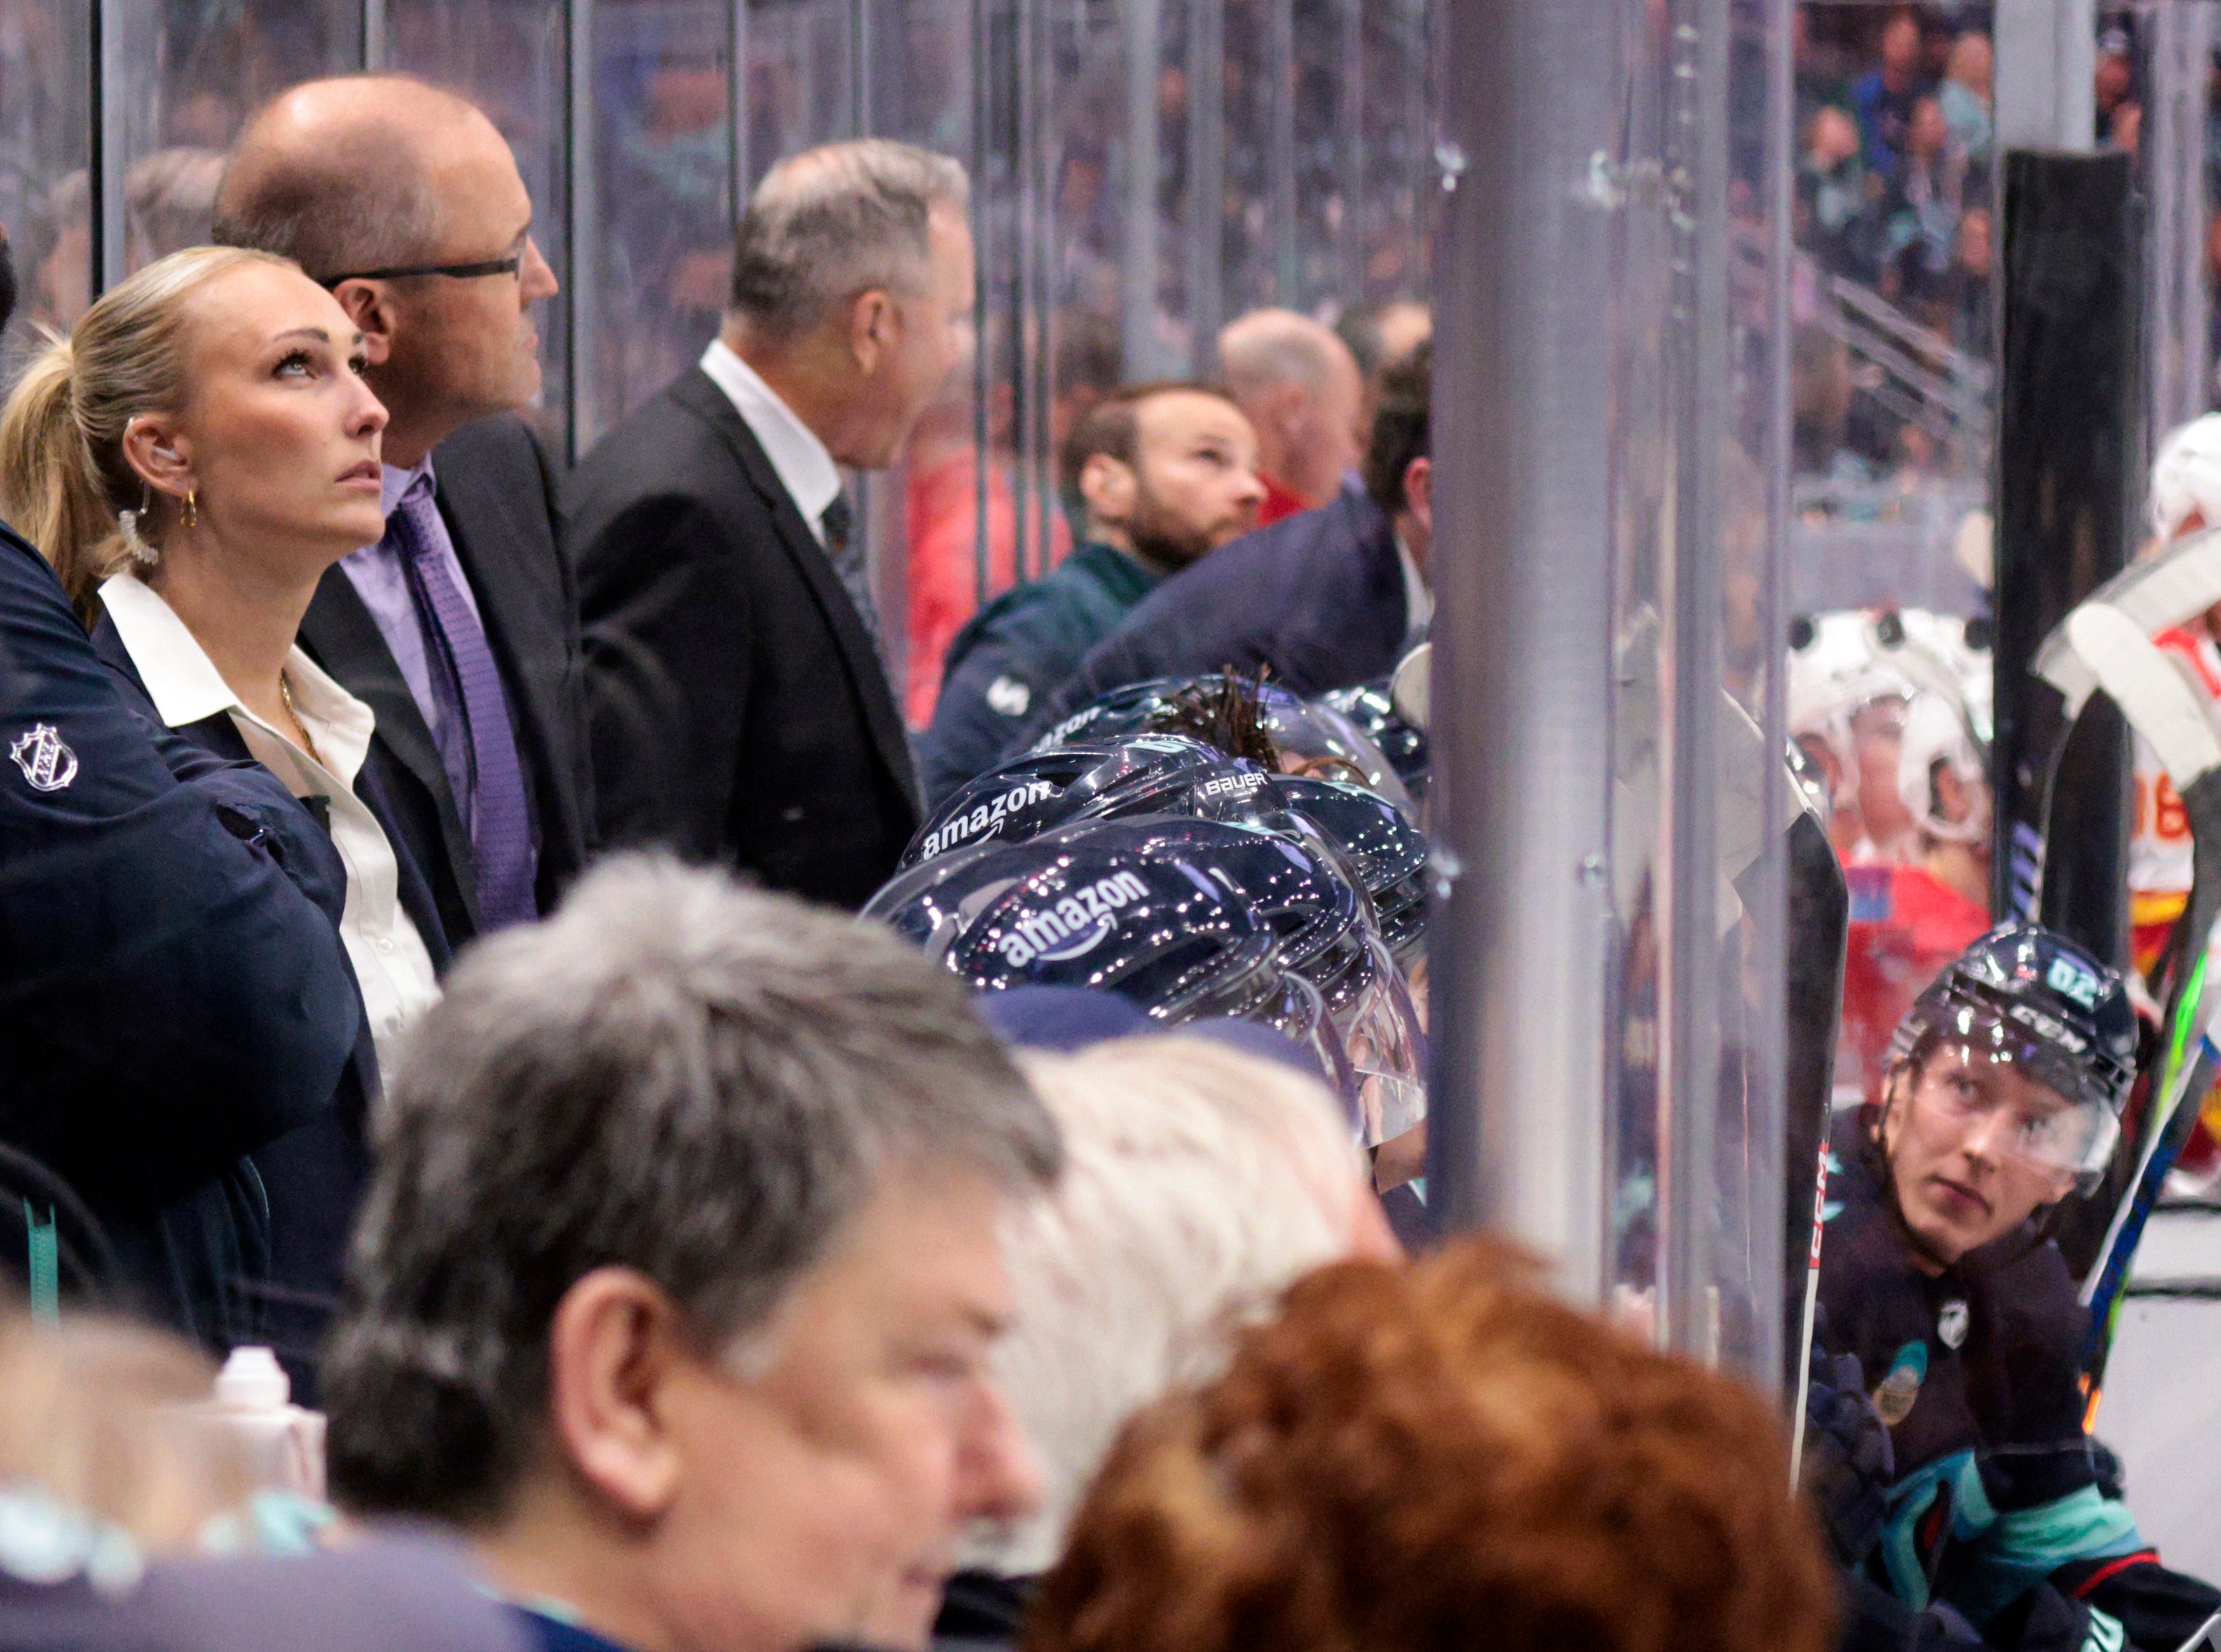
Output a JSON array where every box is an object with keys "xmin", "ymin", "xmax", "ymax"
[
  {"xmin": 2037, "ymin": 526, "xmax": 2221, "ymax": 711},
  {"xmin": 2061, "ymin": 604, "xmax": 2221, "ymax": 791}
]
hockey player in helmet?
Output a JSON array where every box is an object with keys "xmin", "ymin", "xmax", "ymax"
[
  {"xmin": 1839, "ymin": 691, "xmax": 1995, "ymax": 1103},
  {"xmin": 1789, "ymin": 611, "xmax": 1923, "ymax": 863},
  {"xmin": 1814, "ymin": 924, "xmax": 2220, "ymax": 1652}
]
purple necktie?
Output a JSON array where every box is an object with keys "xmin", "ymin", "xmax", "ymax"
[{"xmin": 388, "ymin": 477, "xmax": 539, "ymax": 931}]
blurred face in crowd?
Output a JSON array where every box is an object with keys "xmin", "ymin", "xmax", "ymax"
[
  {"xmin": 1808, "ymin": 106, "xmax": 1861, "ymax": 172},
  {"xmin": 835, "ymin": 203, "xmax": 976, "ymax": 471},
  {"xmin": 1880, "ymin": 1048, "xmax": 2081, "ymax": 1266},
  {"xmin": 1958, "ymin": 208, "xmax": 1993, "ymax": 278},
  {"xmin": 1909, "ymin": 98, "xmax": 1947, "ymax": 163},
  {"xmin": 1947, "ymin": 32, "xmax": 1993, "ymax": 100},
  {"xmin": 1852, "ymin": 696, "xmax": 1916, "ymax": 852},
  {"xmin": 1086, "ymin": 390, "xmax": 1265, "ymax": 569},
  {"xmin": 123, "ymin": 261, "xmax": 388, "ymax": 578},
  {"xmin": 335, "ymin": 107, "xmax": 559, "ymax": 466},
  {"xmin": 530, "ymin": 1166, "xmax": 1039, "ymax": 1652},
  {"xmin": 1280, "ymin": 348, "xmax": 1365, "ymax": 509},
  {"xmin": 1881, "ymin": 13, "xmax": 1921, "ymax": 81}
]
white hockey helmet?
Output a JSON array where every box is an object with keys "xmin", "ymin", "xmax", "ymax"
[
  {"xmin": 2148, "ymin": 413, "xmax": 2221, "ymax": 545},
  {"xmin": 1896, "ymin": 689, "xmax": 1990, "ymax": 846},
  {"xmin": 1787, "ymin": 611, "xmax": 1918, "ymax": 802}
]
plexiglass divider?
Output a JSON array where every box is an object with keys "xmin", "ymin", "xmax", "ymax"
[{"xmin": 1433, "ymin": 0, "xmax": 1792, "ymax": 1386}]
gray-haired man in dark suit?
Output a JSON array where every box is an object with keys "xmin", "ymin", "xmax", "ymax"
[{"xmin": 566, "ymin": 139, "xmax": 973, "ymax": 910}]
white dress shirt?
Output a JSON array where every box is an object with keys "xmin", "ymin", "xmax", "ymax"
[
  {"xmin": 699, "ymin": 337, "xmax": 844, "ymax": 543},
  {"xmin": 1396, "ymin": 533, "xmax": 1433, "ymax": 649},
  {"xmin": 99, "ymin": 573, "xmax": 441, "ymax": 1075}
]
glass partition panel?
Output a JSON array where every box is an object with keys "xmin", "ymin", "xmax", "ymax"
[
  {"xmin": 0, "ymin": 0, "xmax": 92, "ymax": 367},
  {"xmin": 385, "ymin": 0, "xmax": 574, "ymax": 456},
  {"xmin": 578, "ymin": 0, "xmax": 732, "ymax": 453},
  {"xmin": 102, "ymin": 0, "xmax": 361, "ymax": 287}
]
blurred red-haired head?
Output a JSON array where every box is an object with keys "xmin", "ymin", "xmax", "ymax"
[{"xmin": 1027, "ymin": 1236, "xmax": 1836, "ymax": 1652}]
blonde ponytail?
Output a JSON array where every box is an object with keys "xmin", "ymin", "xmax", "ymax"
[
  {"xmin": 0, "ymin": 333, "xmax": 117, "ymax": 622},
  {"xmin": 0, "ymin": 245, "xmax": 296, "ymax": 624}
]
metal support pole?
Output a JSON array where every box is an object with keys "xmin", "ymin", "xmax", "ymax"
[
  {"xmin": 1995, "ymin": 0, "xmax": 2096, "ymax": 155},
  {"xmin": 2143, "ymin": 1, "xmax": 2213, "ymax": 439},
  {"xmin": 1122, "ymin": 0, "xmax": 1163, "ymax": 378},
  {"xmin": 564, "ymin": 0, "xmax": 594, "ymax": 461},
  {"xmin": 362, "ymin": 0, "xmax": 386, "ymax": 70},
  {"xmin": 970, "ymin": 0, "xmax": 991, "ymax": 609},
  {"xmin": 1337, "ymin": 0, "xmax": 1363, "ymax": 303},
  {"xmin": 92, "ymin": 0, "xmax": 123, "ymax": 292},
  {"xmin": 1267, "ymin": 0, "xmax": 1297, "ymax": 303},
  {"xmin": 1656, "ymin": 0, "xmax": 1728, "ymax": 1363},
  {"xmin": 1186, "ymin": 0, "xmax": 1225, "ymax": 372},
  {"xmin": 1426, "ymin": 0, "xmax": 1616, "ymax": 1299},
  {"xmin": 729, "ymin": 0, "xmax": 749, "ymax": 207}
]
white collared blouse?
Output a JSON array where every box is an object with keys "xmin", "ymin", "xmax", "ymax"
[{"xmin": 99, "ymin": 572, "xmax": 440, "ymax": 1075}]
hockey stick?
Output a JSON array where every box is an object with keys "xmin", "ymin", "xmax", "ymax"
[
  {"xmin": 2175, "ymin": 1606, "xmax": 2221, "ymax": 1652},
  {"xmin": 2047, "ymin": 607, "xmax": 2221, "ymax": 1388}
]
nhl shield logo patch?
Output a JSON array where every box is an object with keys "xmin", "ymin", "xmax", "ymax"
[
  {"xmin": 1937, "ymin": 1299, "xmax": 1969, "ymax": 1350},
  {"xmin": 10, "ymin": 724, "xmax": 78, "ymax": 793}
]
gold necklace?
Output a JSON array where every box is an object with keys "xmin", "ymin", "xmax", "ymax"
[{"xmin": 277, "ymin": 672, "xmax": 324, "ymax": 769}]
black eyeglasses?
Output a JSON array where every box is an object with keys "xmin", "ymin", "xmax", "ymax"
[{"xmin": 319, "ymin": 253, "xmax": 523, "ymax": 287}]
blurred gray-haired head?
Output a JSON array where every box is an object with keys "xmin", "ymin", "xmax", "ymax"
[
  {"xmin": 728, "ymin": 138, "xmax": 968, "ymax": 345},
  {"xmin": 321, "ymin": 854, "xmax": 1058, "ymax": 1525},
  {"xmin": 966, "ymin": 1035, "xmax": 1366, "ymax": 1576}
]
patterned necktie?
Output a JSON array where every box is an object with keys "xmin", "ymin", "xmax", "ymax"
[
  {"xmin": 819, "ymin": 491, "xmax": 885, "ymax": 662},
  {"xmin": 388, "ymin": 477, "xmax": 539, "ymax": 931}
]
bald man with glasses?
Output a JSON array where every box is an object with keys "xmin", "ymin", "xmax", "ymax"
[{"xmin": 214, "ymin": 75, "xmax": 593, "ymax": 956}]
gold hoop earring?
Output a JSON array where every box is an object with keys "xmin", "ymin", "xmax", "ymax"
[{"xmin": 182, "ymin": 489, "xmax": 198, "ymax": 529}]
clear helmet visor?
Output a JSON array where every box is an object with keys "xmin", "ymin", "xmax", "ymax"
[
  {"xmin": 1905, "ymin": 1019, "xmax": 2122, "ymax": 1182},
  {"xmin": 1266, "ymin": 701, "xmax": 1419, "ymax": 821},
  {"xmin": 1323, "ymin": 932, "xmax": 1428, "ymax": 1147}
]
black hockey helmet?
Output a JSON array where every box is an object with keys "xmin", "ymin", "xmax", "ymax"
[
  {"xmin": 1033, "ymin": 814, "xmax": 1427, "ymax": 1145},
  {"xmin": 1265, "ymin": 775, "xmax": 1429, "ymax": 965},
  {"xmin": 1033, "ymin": 674, "xmax": 1419, "ymax": 817},
  {"xmin": 867, "ymin": 824, "xmax": 1287, "ymax": 1024},
  {"xmin": 1886, "ymin": 922, "xmax": 2138, "ymax": 1182},
  {"xmin": 1318, "ymin": 680, "xmax": 1430, "ymax": 798},
  {"xmin": 901, "ymin": 735, "xmax": 1269, "ymax": 869}
]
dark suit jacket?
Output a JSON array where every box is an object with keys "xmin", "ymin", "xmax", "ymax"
[
  {"xmin": 0, "ymin": 528, "xmax": 358, "ymax": 1354},
  {"xmin": 93, "ymin": 618, "xmax": 452, "ymax": 1393},
  {"xmin": 1028, "ymin": 484, "xmax": 1411, "ymax": 742},
  {"xmin": 566, "ymin": 366, "xmax": 920, "ymax": 910},
  {"xmin": 297, "ymin": 413, "xmax": 592, "ymax": 946}
]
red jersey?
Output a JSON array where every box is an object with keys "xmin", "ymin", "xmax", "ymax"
[{"xmin": 1840, "ymin": 861, "xmax": 1992, "ymax": 1105}]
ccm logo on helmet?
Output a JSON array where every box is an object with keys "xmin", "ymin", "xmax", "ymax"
[
  {"xmin": 998, "ymin": 870, "xmax": 1151, "ymax": 967},
  {"xmin": 922, "ymin": 779, "xmax": 1058, "ymax": 859}
]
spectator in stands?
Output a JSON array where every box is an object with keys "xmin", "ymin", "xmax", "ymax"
[
  {"xmin": 1216, "ymin": 308, "xmax": 1363, "ymax": 526},
  {"xmin": 1026, "ymin": 1236, "xmax": 1836, "ymax": 1652},
  {"xmin": 1798, "ymin": 104, "xmax": 1886, "ymax": 284},
  {"xmin": 917, "ymin": 382, "xmax": 1263, "ymax": 801},
  {"xmin": 1851, "ymin": 8, "xmax": 1926, "ymax": 186},
  {"xmin": 0, "ymin": 242, "xmax": 367, "ymax": 1357},
  {"xmin": 214, "ymin": 77, "xmax": 591, "ymax": 950},
  {"xmin": 1884, "ymin": 95, "xmax": 1967, "ymax": 306},
  {"xmin": 1939, "ymin": 31, "xmax": 1993, "ymax": 163},
  {"xmin": 1031, "ymin": 340, "xmax": 1429, "ymax": 727},
  {"xmin": 938, "ymin": 1035, "xmax": 1395, "ymax": 1646},
  {"xmin": 1947, "ymin": 204, "xmax": 1995, "ymax": 359},
  {"xmin": 322, "ymin": 856, "xmax": 1060, "ymax": 1652},
  {"xmin": 570, "ymin": 141, "xmax": 972, "ymax": 910}
]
